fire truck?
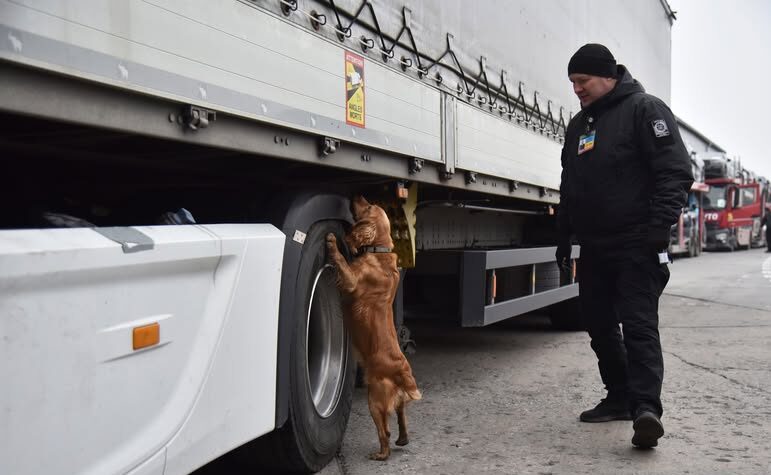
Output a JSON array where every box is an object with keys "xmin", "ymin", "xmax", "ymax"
[{"xmin": 703, "ymin": 156, "xmax": 768, "ymax": 251}]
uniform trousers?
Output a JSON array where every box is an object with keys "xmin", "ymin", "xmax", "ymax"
[{"xmin": 578, "ymin": 245, "xmax": 670, "ymax": 417}]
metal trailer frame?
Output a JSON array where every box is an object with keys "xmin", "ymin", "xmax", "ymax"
[
  {"xmin": 407, "ymin": 245, "xmax": 580, "ymax": 327},
  {"xmin": 0, "ymin": 59, "xmax": 556, "ymax": 205}
]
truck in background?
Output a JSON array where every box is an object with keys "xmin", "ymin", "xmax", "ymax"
[
  {"xmin": 702, "ymin": 156, "xmax": 768, "ymax": 251},
  {"xmin": 669, "ymin": 153, "xmax": 708, "ymax": 257},
  {"xmin": 0, "ymin": 1, "xmax": 677, "ymax": 473}
]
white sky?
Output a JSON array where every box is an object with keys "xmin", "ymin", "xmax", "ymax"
[{"xmin": 670, "ymin": 0, "xmax": 771, "ymax": 179}]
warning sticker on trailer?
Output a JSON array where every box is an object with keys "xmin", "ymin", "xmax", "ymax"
[{"xmin": 345, "ymin": 51, "xmax": 365, "ymax": 128}]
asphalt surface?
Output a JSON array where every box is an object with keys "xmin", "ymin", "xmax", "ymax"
[{"xmin": 322, "ymin": 248, "xmax": 771, "ymax": 475}]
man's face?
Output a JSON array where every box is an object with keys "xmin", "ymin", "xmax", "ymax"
[{"xmin": 569, "ymin": 74, "xmax": 617, "ymax": 107}]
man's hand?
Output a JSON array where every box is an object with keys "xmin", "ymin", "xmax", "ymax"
[
  {"xmin": 647, "ymin": 226, "xmax": 671, "ymax": 252},
  {"xmin": 556, "ymin": 240, "xmax": 572, "ymax": 274}
]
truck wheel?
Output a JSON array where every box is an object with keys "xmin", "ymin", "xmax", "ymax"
[
  {"xmin": 548, "ymin": 297, "xmax": 584, "ymax": 331},
  {"xmin": 254, "ymin": 221, "xmax": 355, "ymax": 473}
]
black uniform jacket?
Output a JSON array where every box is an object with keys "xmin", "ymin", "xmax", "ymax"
[{"xmin": 557, "ymin": 65, "xmax": 694, "ymax": 250}]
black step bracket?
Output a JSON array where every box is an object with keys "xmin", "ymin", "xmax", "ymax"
[
  {"xmin": 180, "ymin": 104, "xmax": 216, "ymax": 131},
  {"xmin": 320, "ymin": 136, "xmax": 340, "ymax": 157},
  {"xmin": 409, "ymin": 157, "xmax": 424, "ymax": 174}
]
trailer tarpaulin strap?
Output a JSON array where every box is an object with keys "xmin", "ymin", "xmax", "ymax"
[{"xmin": 273, "ymin": 0, "xmax": 567, "ymax": 141}]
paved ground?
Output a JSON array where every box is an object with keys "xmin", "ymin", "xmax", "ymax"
[{"xmin": 322, "ymin": 248, "xmax": 771, "ymax": 475}]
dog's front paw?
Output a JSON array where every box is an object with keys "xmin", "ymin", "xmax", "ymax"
[{"xmin": 326, "ymin": 233, "xmax": 338, "ymax": 252}]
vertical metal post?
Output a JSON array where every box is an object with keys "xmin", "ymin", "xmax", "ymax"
[
  {"xmin": 441, "ymin": 93, "xmax": 457, "ymax": 177},
  {"xmin": 459, "ymin": 251, "xmax": 487, "ymax": 326}
]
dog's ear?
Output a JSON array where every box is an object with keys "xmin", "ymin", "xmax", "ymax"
[{"xmin": 349, "ymin": 221, "xmax": 376, "ymax": 248}]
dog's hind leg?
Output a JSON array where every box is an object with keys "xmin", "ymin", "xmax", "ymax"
[
  {"xmin": 367, "ymin": 378, "xmax": 393, "ymax": 461},
  {"xmin": 395, "ymin": 394, "xmax": 409, "ymax": 446}
]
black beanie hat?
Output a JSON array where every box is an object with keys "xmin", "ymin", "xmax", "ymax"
[{"xmin": 568, "ymin": 43, "xmax": 617, "ymax": 78}]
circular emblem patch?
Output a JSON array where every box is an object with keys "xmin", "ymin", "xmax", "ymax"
[{"xmin": 651, "ymin": 119, "xmax": 670, "ymax": 137}]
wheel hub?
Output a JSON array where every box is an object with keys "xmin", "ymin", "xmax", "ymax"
[{"xmin": 305, "ymin": 264, "xmax": 348, "ymax": 418}]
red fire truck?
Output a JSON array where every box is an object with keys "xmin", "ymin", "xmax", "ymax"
[{"xmin": 703, "ymin": 157, "xmax": 768, "ymax": 251}]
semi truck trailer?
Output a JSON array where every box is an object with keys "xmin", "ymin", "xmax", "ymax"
[{"xmin": 0, "ymin": 1, "xmax": 676, "ymax": 473}]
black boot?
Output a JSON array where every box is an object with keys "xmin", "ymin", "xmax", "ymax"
[
  {"xmin": 632, "ymin": 411, "xmax": 665, "ymax": 448},
  {"xmin": 579, "ymin": 397, "xmax": 632, "ymax": 422}
]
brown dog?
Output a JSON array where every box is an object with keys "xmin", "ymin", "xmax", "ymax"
[{"xmin": 326, "ymin": 196, "xmax": 421, "ymax": 461}]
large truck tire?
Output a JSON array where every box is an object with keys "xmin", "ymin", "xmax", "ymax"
[
  {"xmin": 548, "ymin": 296, "xmax": 585, "ymax": 331},
  {"xmin": 252, "ymin": 220, "xmax": 356, "ymax": 473}
]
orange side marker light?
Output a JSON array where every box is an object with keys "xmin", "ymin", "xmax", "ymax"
[{"xmin": 133, "ymin": 323, "xmax": 160, "ymax": 350}]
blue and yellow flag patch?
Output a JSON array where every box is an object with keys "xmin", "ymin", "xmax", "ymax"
[{"xmin": 578, "ymin": 130, "xmax": 596, "ymax": 155}]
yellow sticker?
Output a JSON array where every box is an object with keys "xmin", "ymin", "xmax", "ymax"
[{"xmin": 345, "ymin": 51, "xmax": 365, "ymax": 128}]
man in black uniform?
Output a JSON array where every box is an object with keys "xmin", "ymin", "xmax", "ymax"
[{"xmin": 555, "ymin": 44, "xmax": 693, "ymax": 448}]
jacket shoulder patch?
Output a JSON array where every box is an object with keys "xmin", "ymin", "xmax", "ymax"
[
  {"xmin": 651, "ymin": 119, "xmax": 670, "ymax": 137},
  {"xmin": 649, "ymin": 119, "xmax": 675, "ymax": 146}
]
